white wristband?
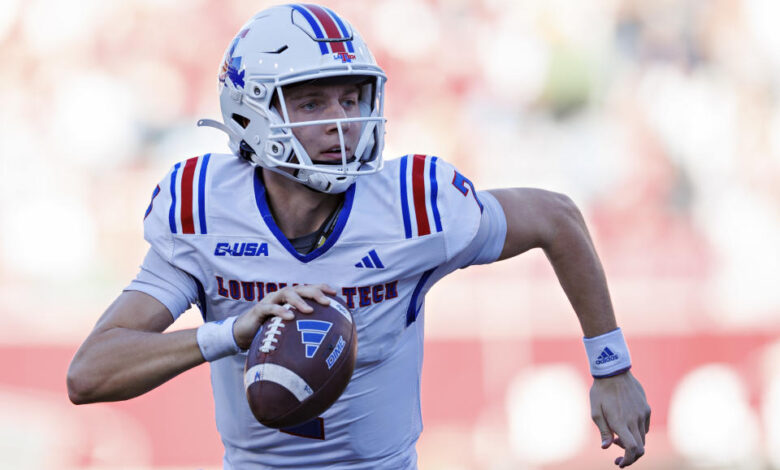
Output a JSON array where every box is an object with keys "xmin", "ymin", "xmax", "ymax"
[
  {"xmin": 583, "ymin": 327, "xmax": 632, "ymax": 378},
  {"xmin": 197, "ymin": 316, "xmax": 241, "ymax": 362}
]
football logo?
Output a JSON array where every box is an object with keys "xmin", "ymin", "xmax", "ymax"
[{"xmin": 296, "ymin": 320, "xmax": 332, "ymax": 358}]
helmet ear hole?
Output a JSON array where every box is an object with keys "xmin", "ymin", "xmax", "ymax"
[{"xmin": 232, "ymin": 113, "xmax": 250, "ymax": 128}]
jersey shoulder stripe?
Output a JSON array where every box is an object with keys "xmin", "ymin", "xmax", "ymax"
[
  {"xmin": 144, "ymin": 185, "xmax": 161, "ymax": 220},
  {"xmin": 399, "ymin": 154, "xmax": 442, "ymax": 238},
  {"xmin": 168, "ymin": 154, "xmax": 212, "ymax": 235},
  {"xmin": 168, "ymin": 161, "xmax": 181, "ymax": 233}
]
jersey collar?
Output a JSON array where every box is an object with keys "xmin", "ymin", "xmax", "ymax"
[{"xmin": 253, "ymin": 168, "xmax": 355, "ymax": 263}]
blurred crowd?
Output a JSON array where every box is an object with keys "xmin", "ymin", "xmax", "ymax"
[{"xmin": 0, "ymin": 0, "xmax": 778, "ymax": 335}]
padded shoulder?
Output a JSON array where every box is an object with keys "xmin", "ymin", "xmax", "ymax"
[
  {"xmin": 396, "ymin": 154, "xmax": 484, "ymax": 261},
  {"xmin": 143, "ymin": 154, "xmax": 214, "ymax": 259}
]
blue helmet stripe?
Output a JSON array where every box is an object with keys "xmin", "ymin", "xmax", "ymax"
[
  {"xmin": 290, "ymin": 4, "xmax": 329, "ymax": 54},
  {"xmin": 324, "ymin": 6, "xmax": 354, "ymax": 53}
]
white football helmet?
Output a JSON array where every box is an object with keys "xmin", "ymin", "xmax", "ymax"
[{"xmin": 198, "ymin": 4, "xmax": 387, "ymax": 193}]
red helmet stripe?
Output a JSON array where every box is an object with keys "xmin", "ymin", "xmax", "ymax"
[{"xmin": 303, "ymin": 4, "xmax": 346, "ymax": 54}]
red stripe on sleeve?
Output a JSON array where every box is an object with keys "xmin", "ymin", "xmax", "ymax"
[
  {"xmin": 180, "ymin": 157, "xmax": 198, "ymax": 234},
  {"xmin": 304, "ymin": 4, "xmax": 346, "ymax": 53},
  {"xmin": 411, "ymin": 154, "xmax": 430, "ymax": 236}
]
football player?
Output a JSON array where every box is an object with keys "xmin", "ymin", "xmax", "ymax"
[{"xmin": 67, "ymin": 4, "xmax": 650, "ymax": 469}]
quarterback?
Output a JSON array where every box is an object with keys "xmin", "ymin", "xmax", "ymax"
[{"xmin": 67, "ymin": 4, "xmax": 650, "ymax": 469}]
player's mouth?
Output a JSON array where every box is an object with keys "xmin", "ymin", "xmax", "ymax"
[{"xmin": 315, "ymin": 146, "xmax": 354, "ymax": 164}]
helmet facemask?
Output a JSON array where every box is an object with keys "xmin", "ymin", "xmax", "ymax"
[{"xmin": 252, "ymin": 74, "xmax": 385, "ymax": 194}]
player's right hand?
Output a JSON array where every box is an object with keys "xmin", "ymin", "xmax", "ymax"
[
  {"xmin": 590, "ymin": 370, "xmax": 650, "ymax": 467},
  {"xmin": 232, "ymin": 284, "xmax": 337, "ymax": 350}
]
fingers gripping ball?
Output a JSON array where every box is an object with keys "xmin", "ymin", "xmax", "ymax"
[{"xmin": 244, "ymin": 295, "xmax": 357, "ymax": 428}]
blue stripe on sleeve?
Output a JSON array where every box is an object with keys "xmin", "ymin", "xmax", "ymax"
[
  {"xmin": 406, "ymin": 268, "xmax": 435, "ymax": 326},
  {"xmin": 291, "ymin": 5, "xmax": 329, "ymax": 54},
  {"xmin": 429, "ymin": 156, "xmax": 442, "ymax": 232},
  {"xmin": 168, "ymin": 162, "xmax": 181, "ymax": 233},
  {"xmin": 400, "ymin": 155, "xmax": 412, "ymax": 239},
  {"xmin": 198, "ymin": 153, "xmax": 210, "ymax": 234},
  {"xmin": 144, "ymin": 185, "xmax": 160, "ymax": 219}
]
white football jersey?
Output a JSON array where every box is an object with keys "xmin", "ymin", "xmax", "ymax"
[{"xmin": 128, "ymin": 153, "xmax": 506, "ymax": 469}]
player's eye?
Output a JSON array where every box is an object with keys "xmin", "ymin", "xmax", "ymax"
[{"xmin": 299, "ymin": 101, "xmax": 318, "ymax": 111}]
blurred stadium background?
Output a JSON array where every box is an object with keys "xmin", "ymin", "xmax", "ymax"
[{"xmin": 1, "ymin": 0, "xmax": 779, "ymax": 468}]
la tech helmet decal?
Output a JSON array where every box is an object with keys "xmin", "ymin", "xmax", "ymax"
[{"xmin": 220, "ymin": 28, "xmax": 250, "ymax": 89}]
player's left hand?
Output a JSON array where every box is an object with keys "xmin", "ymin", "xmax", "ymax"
[{"xmin": 590, "ymin": 370, "xmax": 650, "ymax": 467}]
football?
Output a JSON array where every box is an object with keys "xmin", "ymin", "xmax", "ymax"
[{"xmin": 243, "ymin": 295, "xmax": 358, "ymax": 428}]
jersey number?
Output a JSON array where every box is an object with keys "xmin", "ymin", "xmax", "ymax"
[{"xmin": 451, "ymin": 171, "xmax": 483, "ymax": 211}]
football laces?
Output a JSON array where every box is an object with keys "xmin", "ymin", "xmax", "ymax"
[{"xmin": 259, "ymin": 316, "xmax": 285, "ymax": 353}]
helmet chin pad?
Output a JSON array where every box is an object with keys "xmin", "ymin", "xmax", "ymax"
[
  {"xmin": 263, "ymin": 164, "xmax": 357, "ymax": 194},
  {"xmin": 304, "ymin": 170, "xmax": 356, "ymax": 194}
]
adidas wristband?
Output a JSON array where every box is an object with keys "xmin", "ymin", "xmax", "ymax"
[
  {"xmin": 583, "ymin": 327, "xmax": 632, "ymax": 378},
  {"xmin": 197, "ymin": 316, "xmax": 241, "ymax": 362}
]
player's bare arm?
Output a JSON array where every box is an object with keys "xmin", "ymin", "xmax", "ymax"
[
  {"xmin": 67, "ymin": 291, "xmax": 200, "ymax": 404},
  {"xmin": 487, "ymin": 187, "xmax": 651, "ymax": 468},
  {"xmin": 67, "ymin": 285, "xmax": 335, "ymax": 404}
]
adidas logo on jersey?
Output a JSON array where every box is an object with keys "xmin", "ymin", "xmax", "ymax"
[
  {"xmin": 595, "ymin": 347, "xmax": 619, "ymax": 365},
  {"xmin": 297, "ymin": 320, "xmax": 332, "ymax": 358},
  {"xmin": 354, "ymin": 249, "xmax": 385, "ymax": 269}
]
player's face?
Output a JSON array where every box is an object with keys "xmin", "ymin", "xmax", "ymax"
[{"xmin": 281, "ymin": 81, "xmax": 362, "ymax": 164}]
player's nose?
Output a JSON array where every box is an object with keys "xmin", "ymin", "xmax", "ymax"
[{"xmin": 324, "ymin": 101, "xmax": 353, "ymax": 134}]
